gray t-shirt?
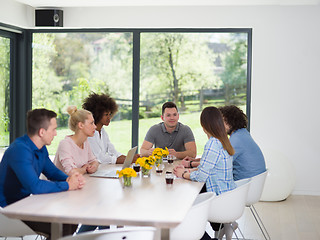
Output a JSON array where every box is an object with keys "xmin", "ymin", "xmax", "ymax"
[{"xmin": 144, "ymin": 122, "xmax": 195, "ymax": 152}]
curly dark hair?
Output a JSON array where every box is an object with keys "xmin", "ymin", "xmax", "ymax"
[
  {"xmin": 218, "ymin": 105, "xmax": 247, "ymax": 134},
  {"xmin": 82, "ymin": 92, "xmax": 118, "ymax": 124}
]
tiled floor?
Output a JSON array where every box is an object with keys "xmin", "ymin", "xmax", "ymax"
[
  {"xmin": 206, "ymin": 195, "xmax": 320, "ymax": 240},
  {"xmin": 1, "ymin": 195, "xmax": 320, "ymax": 240}
]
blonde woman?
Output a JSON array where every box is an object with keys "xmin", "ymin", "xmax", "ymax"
[{"xmin": 54, "ymin": 106, "xmax": 99, "ymax": 175}]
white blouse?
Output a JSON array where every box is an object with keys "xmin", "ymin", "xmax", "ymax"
[{"xmin": 87, "ymin": 128, "xmax": 122, "ymax": 164}]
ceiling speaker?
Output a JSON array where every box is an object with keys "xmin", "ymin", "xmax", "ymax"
[{"xmin": 35, "ymin": 9, "xmax": 63, "ymax": 27}]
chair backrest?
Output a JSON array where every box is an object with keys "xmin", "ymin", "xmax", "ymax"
[
  {"xmin": 235, "ymin": 177, "xmax": 251, "ymax": 188},
  {"xmin": 0, "ymin": 207, "xmax": 37, "ymax": 237},
  {"xmin": 170, "ymin": 192, "xmax": 215, "ymax": 240},
  {"xmin": 208, "ymin": 180, "xmax": 250, "ymax": 224},
  {"xmin": 58, "ymin": 227, "xmax": 156, "ymax": 240},
  {"xmin": 246, "ymin": 170, "xmax": 268, "ymax": 206}
]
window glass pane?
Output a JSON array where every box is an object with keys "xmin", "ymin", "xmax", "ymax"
[
  {"xmin": 0, "ymin": 36, "xmax": 10, "ymax": 150},
  {"xmin": 32, "ymin": 32, "xmax": 133, "ymax": 155},
  {"xmin": 139, "ymin": 32, "xmax": 248, "ymax": 156}
]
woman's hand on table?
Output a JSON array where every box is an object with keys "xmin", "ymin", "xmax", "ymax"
[
  {"xmin": 68, "ymin": 165, "xmax": 87, "ymax": 176},
  {"xmin": 86, "ymin": 161, "xmax": 99, "ymax": 174},
  {"xmin": 173, "ymin": 165, "xmax": 185, "ymax": 178},
  {"xmin": 116, "ymin": 155, "xmax": 126, "ymax": 164},
  {"xmin": 181, "ymin": 156, "xmax": 196, "ymax": 168},
  {"xmin": 181, "ymin": 159, "xmax": 191, "ymax": 168}
]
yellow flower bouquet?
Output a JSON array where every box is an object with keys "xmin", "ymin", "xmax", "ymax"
[
  {"xmin": 135, "ymin": 156, "xmax": 156, "ymax": 177},
  {"xmin": 152, "ymin": 147, "xmax": 169, "ymax": 166},
  {"xmin": 117, "ymin": 167, "xmax": 137, "ymax": 187}
]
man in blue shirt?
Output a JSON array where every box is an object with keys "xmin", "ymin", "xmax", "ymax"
[
  {"xmin": 218, "ymin": 105, "xmax": 266, "ymax": 180},
  {"xmin": 0, "ymin": 108, "xmax": 85, "ymax": 238}
]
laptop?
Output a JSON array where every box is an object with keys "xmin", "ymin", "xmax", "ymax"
[{"xmin": 90, "ymin": 146, "xmax": 138, "ymax": 179}]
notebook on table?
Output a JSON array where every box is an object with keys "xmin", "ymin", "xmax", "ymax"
[{"xmin": 90, "ymin": 146, "xmax": 137, "ymax": 179}]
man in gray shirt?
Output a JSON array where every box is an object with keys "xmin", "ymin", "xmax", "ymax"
[{"xmin": 140, "ymin": 102, "xmax": 196, "ymax": 159}]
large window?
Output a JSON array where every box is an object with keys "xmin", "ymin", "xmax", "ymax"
[
  {"xmin": 32, "ymin": 29, "xmax": 251, "ymax": 156},
  {"xmin": 0, "ymin": 36, "xmax": 10, "ymax": 149},
  {"xmin": 140, "ymin": 32, "xmax": 248, "ymax": 155},
  {"xmin": 32, "ymin": 32, "xmax": 133, "ymax": 155}
]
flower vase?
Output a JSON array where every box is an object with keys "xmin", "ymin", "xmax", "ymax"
[
  {"xmin": 141, "ymin": 167, "xmax": 151, "ymax": 177},
  {"xmin": 155, "ymin": 157, "xmax": 163, "ymax": 167},
  {"xmin": 123, "ymin": 176, "xmax": 132, "ymax": 187}
]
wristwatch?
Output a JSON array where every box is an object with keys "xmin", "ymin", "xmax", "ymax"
[
  {"xmin": 189, "ymin": 160, "xmax": 193, "ymax": 168},
  {"xmin": 182, "ymin": 170, "xmax": 188, "ymax": 179}
]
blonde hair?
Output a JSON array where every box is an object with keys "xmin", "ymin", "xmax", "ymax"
[{"xmin": 67, "ymin": 106, "xmax": 92, "ymax": 132}]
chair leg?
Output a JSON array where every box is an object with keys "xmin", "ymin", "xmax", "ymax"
[
  {"xmin": 226, "ymin": 223, "xmax": 237, "ymax": 240},
  {"xmin": 234, "ymin": 224, "xmax": 246, "ymax": 240},
  {"xmin": 250, "ymin": 205, "xmax": 271, "ymax": 240},
  {"xmin": 213, "ymin": 223, "xmax": 223, "ymax": 240},
  {"xmin": 228, "ymin": 222, "xmax": 246, "ymax": 240}
]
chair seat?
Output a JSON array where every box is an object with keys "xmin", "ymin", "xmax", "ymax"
[
  {"xmin": 0, "ymin": 207, "xmax": 38, "ymax": 237},
  {"xmin": 208, "ymin": 180, "xmax": 250, "ymax": 224}
]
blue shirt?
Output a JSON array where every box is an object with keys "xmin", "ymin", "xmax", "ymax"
[
  {"xmin": 0, "ymin": 135, "xmax": 69, "ymax": 207},
  {"xmin": 230, "ymin": 128, "xmax": 266, "ymax": 181},
  {"xmin": 190, "ymin": 137, "xmax": 236, "ymax": 195}
]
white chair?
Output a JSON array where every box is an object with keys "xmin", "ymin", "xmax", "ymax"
[
  {"xmin": 58, "ymin": 227, "xmax": 156, "ymax": 240},
  {"xmin": 170, "ymin": 192, "xmax": 215, "ymax": 240},
  {"xmin": 260, "ymin": 149, "xmax": 295, "ymax": 201},
  {"xmin": 0, "ymin": 207, "xmax": 42, "ymax": 239},
  {"xmin": 208, "ymin": 179, "xmax": 250, "ymax": 240},
  {"xmin": 238, "ymin": 170, "xmax": 270, "ymax": 240}
]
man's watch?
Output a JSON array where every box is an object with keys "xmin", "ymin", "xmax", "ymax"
[{"xmin": 189, "ymin": 160, "xmax": 193, "ymax": 168}]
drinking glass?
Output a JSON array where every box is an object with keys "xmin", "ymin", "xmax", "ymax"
[
  {"xmin": 165, "ymin": 171, "xmax": 174, "ymax": 184},
  {"xmin": 167, "ymin": 155, "xmax": 174, "ymax": 164},
  {"xmin": 155, "ymin": 163, "xmax": 165, "ymax": 175},
  {"xmin": 132, "ymin": 163, "xmax": 140, "ymax": 174}
]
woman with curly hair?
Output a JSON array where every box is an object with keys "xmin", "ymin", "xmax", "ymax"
[
  {"xmin": 181, "ymin": 105, "xmax": 266, "ymax": 182},
  {"xmin": 218, "ymin": 105, "xmax": 266, "ymax": 181},
  {"xmin": 82, "ymin": 92, "xmax": 138, "ymax": 164}
]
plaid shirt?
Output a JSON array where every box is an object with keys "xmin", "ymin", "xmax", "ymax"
[{"xmin": 190, "ymin": 137, "xmax": 236, "ymax": 195}]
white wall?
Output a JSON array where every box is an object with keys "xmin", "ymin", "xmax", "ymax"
[
  {"xmin": 0, "ymin": 0, "xmax": 32, "ymax": 28},
  {"xmin": 1, "ymin": 4, "xmax": 320, "ymax": 195}
]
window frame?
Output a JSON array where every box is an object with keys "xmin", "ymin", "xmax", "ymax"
[
  {"xmin": 0, "ymin": 23, "xmax": 31, "ymax": 145},
  {"xmin": 12, "ymin": 27, "xmax": 253, "ymax": 147}
]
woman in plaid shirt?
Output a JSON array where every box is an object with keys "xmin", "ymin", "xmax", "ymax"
[{"xmin": 174, "ymin": 106, "xmax": 236, "ymax": 240}]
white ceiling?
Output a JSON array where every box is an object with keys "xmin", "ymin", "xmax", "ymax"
[{"xmin": 14, "ymin": 0, "xmax": 320, "ymax": 7}]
